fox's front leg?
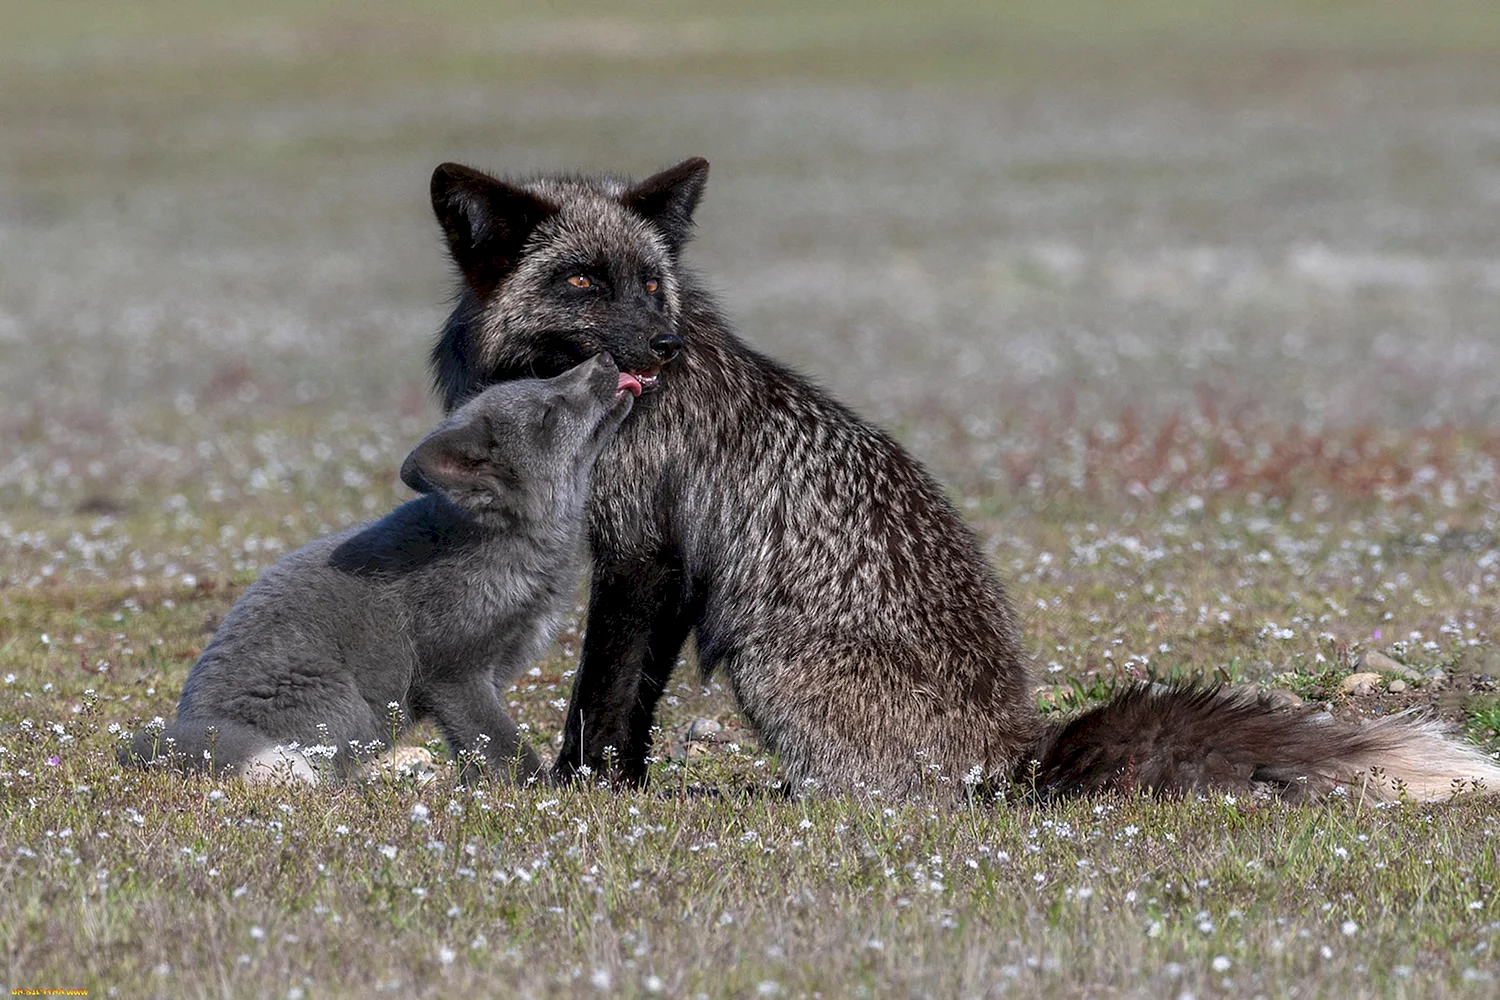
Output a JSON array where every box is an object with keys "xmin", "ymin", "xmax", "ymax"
[
  {"xmin": 554, "ymin": 557, "xmax": 696, "ymax": 786},
  {"xmin": 425, "ymin": 677, "xmax": 545, "ymax": 784}
]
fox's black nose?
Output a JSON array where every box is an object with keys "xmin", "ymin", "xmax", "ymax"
[{"xmin": 649, "ymin": 333, "xmax": 684, "ymax": 362}]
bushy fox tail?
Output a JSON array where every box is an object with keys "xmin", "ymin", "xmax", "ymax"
[
  {"xmin": 1020, "ymin": 683, "xmax": 1500, "ymax": 802},
  {"xmin": 118, "ymin": 716, "xmax": 316, "ymax": 783}
]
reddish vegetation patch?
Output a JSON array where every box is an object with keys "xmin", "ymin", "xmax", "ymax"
[{"xmin": 941, "ymin": 406, "xmax": 1500, "ymax": 506}]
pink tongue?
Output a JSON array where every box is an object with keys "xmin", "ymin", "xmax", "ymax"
[{"xmin": 617, "ymin": 372, "xmax": 643, "ymax": 397}]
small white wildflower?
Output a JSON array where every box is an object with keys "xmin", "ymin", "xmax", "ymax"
[
  {"xmin": 1341, "ymin": 920, "xmax": 1359, "ymax": 936},
  {"xmin": 644, "ymin": 975, "xmax": 664, "ymax": 993},
  {"xmin": 589, "ymin": 968, "xmax": 611, "ymax": 990},
  {"xmin": 378, "ymin": 844, "xmax": 398, "ymax": 860},
  {"xmin": 250, "ymin": 926, "xmax": 266, "ymax": 940},
  {"xmin": 410, "ymin": 802, "xmax": 430, "ymax": 824},
  {"xmin": 1212, "ymin": 956, "xmax": 1231, "ymax": 973},
  {"xmin": 438, "ymin": 946, "xmax": 456, "ymax": 965}
]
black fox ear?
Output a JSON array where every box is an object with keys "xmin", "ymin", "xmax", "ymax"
[
  {"xmin": 431, "ymin": 163, "xmax": 556, "ymax": 298},
  {"xmin": 622, "ymin": 157, "xmax": 710, "ymax": 256},
  {"xmin": 400, "ymin": 418, "xmax": 494, "ymax": 496}
]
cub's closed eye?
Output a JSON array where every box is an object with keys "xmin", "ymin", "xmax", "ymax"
[
  {"xmin": 644, "ymin": 278, "xmax": 660, "ymax": 294},
  {"xmin": 567, "ymin": 275, "xmax": 592, "ymax": 289}
]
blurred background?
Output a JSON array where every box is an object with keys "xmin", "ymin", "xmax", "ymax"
[{"xmin": 2, "ymin": 0, "xmax": 1499, "ymax": 561}]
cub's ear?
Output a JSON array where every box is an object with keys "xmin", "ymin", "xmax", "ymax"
[
  {"xmin": 400, "ymin": 417, "xmax": 495, "ymax": 496},
  {"xmin": 622, "ymin": 157, "xmax": 710, "ymax": 256},
  {"xmin": 431, "ymin": 163, "xmax": 556, "ymax": 298}
]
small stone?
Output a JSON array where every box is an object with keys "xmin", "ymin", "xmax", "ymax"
[
  {"xmin": 1262, "ymin": 689, "xmax": 1304, "ymax": 709},
  {"xmin": 1425, "ymin": 668, "xmax": 1447, "ymax": 684},
  {"xmin": 364, "ymin": 746, "xmax": 438, "ymax": 783},
  {"xmin": 1339, "ymin": 672, "xmax": 1381, "ymax": 696},
  {"xmin": 75, "ymin": 495, "xmax": 131, "ymax": 517},
  {"xmin": 1363, "ymin": 651, "xmax": 1421, "ymax": 680},
  {"xmin": 1387, "ymin": 679, "xmax": 1407, "ymax": 694},
  {"xmin": 686, "ymin": 718, "xmax": 723, "ymax": 742}
]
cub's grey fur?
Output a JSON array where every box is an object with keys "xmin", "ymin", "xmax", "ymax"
[
  {"xmin": 426, "ymin": 158, "xmax": 1500, "ymax": 801},
  {"xmin": 122, "ymin": 356, "xmax": 633, "ymax": 783}
]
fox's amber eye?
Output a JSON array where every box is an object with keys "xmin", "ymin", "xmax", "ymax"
[
  {"xmin": 567, "ymin": 275, "xmax": 592, "ymax": 289},
  {"xmin": 644, "ymin": 278, "xmax": 660, "ymax": 294}
]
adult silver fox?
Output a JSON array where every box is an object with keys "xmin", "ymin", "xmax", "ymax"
[{"xmin": 428, "ymin": 157, "xmax": 1500, "ymax": 801}]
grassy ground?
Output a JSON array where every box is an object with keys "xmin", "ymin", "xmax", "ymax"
[{"xmin": 4, "ymin": 1, "xmax": 1500, "ymax": 996}]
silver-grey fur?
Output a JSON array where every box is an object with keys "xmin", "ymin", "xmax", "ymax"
[
  {"xmin": 428, "ymin": 159, "xmax": 1500, "ymax": 802},
  {"xmin": 121, "ymin": 356, "xmax": 633, "ymax": 783}
]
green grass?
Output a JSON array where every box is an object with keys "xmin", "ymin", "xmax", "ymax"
[
  {"xmin": 4, "ymin": 711, "xmax": 1500, "ymax": 997},
  {"xmin": 1469, "ymin": 698, "xmax": 1500, "ymax": 751}
]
